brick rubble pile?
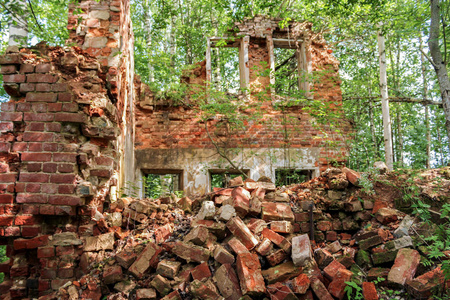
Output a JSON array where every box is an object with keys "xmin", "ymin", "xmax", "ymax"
[{"xmin": 51, "ymin": 167, "xmax": 448, "ymax": 300}]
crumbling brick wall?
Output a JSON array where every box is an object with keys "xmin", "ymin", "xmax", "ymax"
[{"xmin": 0, "ymin": 0, "xmax": 134, "ymax": 297}]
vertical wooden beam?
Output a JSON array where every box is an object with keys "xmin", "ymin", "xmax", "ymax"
[
  {"xmin": 206, "ymin": 38, "xmax": 212, "ymax": 102},
  {"xmin": 267, "ymin": 35, "xmax": 276, "ymax": 99},
  {"xmin": 297, "ymin": 42, "xmax": 312, "ymax": 99},
  {"xmin": 239, "ymin": 36, "xmax": 250, "ymax": 92}
]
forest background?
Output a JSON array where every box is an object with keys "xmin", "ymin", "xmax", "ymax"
[{"xmin": 0, "ymin": 0, "xmax": 449, "ymax": 172}]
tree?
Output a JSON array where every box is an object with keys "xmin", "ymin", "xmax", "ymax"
[{"xmin": 427, "ymin": 0, "xmax": 450, "ymax": 150}]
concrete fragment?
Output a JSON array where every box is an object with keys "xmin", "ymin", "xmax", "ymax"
[
  {"xmin": 197, "ymin": 201, "xmax": 216, "ymax": 220},
  {"xmin": 388, "ymin": 248, "xmax": 420, "ymax": 286},
  {"xmin": 215, "ymin": 263, "xmax": 242, "ymax": 300},
  {"xmin": 218, "ymin": 204, "xmax": 236, "ymax": 221},
  {"xmin": 226, "ymin": 217, "xmax": 259, "ymax": 250},
  {"xmin": 236, "ymin": 252, "xmax": 265, "ymax": 296},
  {"xmin": 393, "ymin": 215, "xmax": 415, "ymax": 238},
  {"xmin": 83, "ymin": 232, "xmax": 114, "ymax": 251},
  {"xmin": 291, "ymin": 234, "xmax": 313, "ymax": 267}
]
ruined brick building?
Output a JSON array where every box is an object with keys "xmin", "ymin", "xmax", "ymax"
[{"xmin": 0, "ymin": 0, "xmax": 351, "ymax": 297}]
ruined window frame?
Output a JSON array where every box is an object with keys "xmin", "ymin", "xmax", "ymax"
[
  {"xmin": 275, "ymin": 168, "xmax": 313, "ymax": 186},
  {"xmin": 141, "ymin": 169, "xmax": 184, "ymax": 198},
  {"xmin": 209, "ymin": 169, "xmax": 250, "ymax": 191}
]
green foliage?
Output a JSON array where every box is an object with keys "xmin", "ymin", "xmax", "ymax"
[{"xmin": 344, "ymin": 280, "xmax": 364, "ymax": 300}]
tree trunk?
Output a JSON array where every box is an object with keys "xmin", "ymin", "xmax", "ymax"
[
  {"xmin": 144, "ymin": 0, "xmax": 154, "ymax": 83},
  {"xmin": 428, "ymin": 0, "xmax": 450, "ymax": 151},
  {"xmin": 420, "ymin": 35, "xmax": 431, "ymax": 168},
  {"xmin": 377, "ymin": 24, "xmax": 394, "ymax": 170},
  {"xmin": 397, "ymin": 110, "xmax": 404, "ymax": 167},
  {"xmin": 7, "ymin": 0, "xmax": 28, "ymax": 46}
]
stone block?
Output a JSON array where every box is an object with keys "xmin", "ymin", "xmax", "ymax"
[{"xmin": 291, "ymin": 234, "xmax": 313, "ymax": 267}]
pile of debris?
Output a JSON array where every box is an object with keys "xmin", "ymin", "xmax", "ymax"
[{"xmin": 53, "ymin": 167, "xmax": 449, "ymax": 300}]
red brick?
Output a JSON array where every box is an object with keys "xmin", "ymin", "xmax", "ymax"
[
  {"xmin": 21, "ymin": 225, "xmax": 41, "ymax": 237},
  {"xmin": 58, "ymin": 93, "xmax": 73, "ymax": 102},
  {"xmin": 236, "ymin": 252, "xmax": 265, "ymax": 296},
  {"xmin": 36, "ymin": 64, "xmax": 52, "ymax": 73},
  {"xmin": 261, "ymin": 228, "xmax": 291, "ymax": 253},
  {"xmin": 90, "ymin": 168, "xmax": 112, "ymax": 177},
  {"xmin": 19, "ymin": 173, "xmax": 49, "ymax": 182},
  {"xmin": 227, "ymin": 217, "xmax": 258, "ymax": 251},
  {"xmin": 19, "ymin": 64, "xmax": 34, "ymax": 73},
  {"xmin": 27, "ymin": 74, "xmax": 58, "ymax": 83},
  {"xmin": 0, "ymin": 216, "xmax": 14, "ymax": 226},
  {"xmin": 1, "ymin": 103, "xmax": 15, "ymax": 111},
  {"xmin": 42, "ymin": 163, "xmax": 57, "ymax": 173},
  {"xmin": 40, "ymin": 205, "xmax": 55, "ymax": 215},
  {"xmin": 54, "ymin": 206, "xmax": 76, "ymax": 215},
  {"xmin": 53, "ymin": 153, "xmax": 77, "ymax": 162},
  {"xmin": 62, "ymin": 103, "xmax": 78, "ymax": 112},
  {"xmin": 24, "ymin": 112, "xmax": 54, "ymax": 122},
  {"xmin": 362, "ymin": 282, "xmax": 378, "ymax": 300},
  {"xmin": 56, "ymin": 245, "xmax": 74, "ymax": 256},
  {"xmin": 37, "ymin": 246, "xmax": 55, "ymax": 258},
  {"xmin": 41, "ymin": 184, "xmax": 58, "ymax": 194},
  {"xmin": 0, "ymin": 142, "xmax": 11, "ymax": 153},
  {"xmin": 28, "ymin": 143, "xmax": 43, "ymax": 152},
  {"xmin": 328, "ymin": 269, "xmax": 353, "ymax": 299},
  {"xmin": 0, "ymin": 122, "xmax": 14, "ymax": 132},
  {"xmin": 0, "ymin": 194, "xmax": 14, "ymax": 204},
  {"xmin": 191, "ymin": 262, "xmax": 212, "ymax": 281},
  {"xmin": 128, "ymin": 243, "xmax": 162, "ymax": 277},
  {"xmin": 231, "ymin": 186, "xmax": 250, "ymax": 217},
  {"xmin": 50, "ymin": 174, "xmax": 75, "ymax": 184},
  {"xmin": 26, "ymin": 122, "xmax": 46, "ymax": 131},
  {"xmin": 12, "ymin": 142, "xmax": 27, "ymax": 151},
  {"xmin": 31, "ymin": 102, "xmax": 48, "ymax": 112},
  {"xmin": 35, "ymin": 83, "xmax": 52, "ymax": 92},
  {"xmin": 293, "ymin": 273, "xmax": 310, "ymax": 294},
  {"xmin": 14, "ymin": 183, "xmax": 25, "ymax": 193},
  {"xmin": 0, "ymin": 112, "xmax": 22, "ymax": 122},
  {"xmin": 227, "ymin": 237, "xmax": 249, "ymax": 255},
  {"xmin": 310, "ymin": 277, "xmax": 334, "ymax": 300},
  {"xmin": 94, "ymin": 156, "xmax": 114, "ymax": 166},
  {"xmin": 26, "ymin": 92, "xmax": 58, "ymax": 102},
  {"xmin": 45, "ymin": 123, "xmax": 61, "ymax": 132},
  {"xmin": 48, "ymin": 195, "xmax": 82, "ymax": 206},
  {"xmin": 14, "ymin": 214, "xmax": 37, "ymax": 225},
  {"xmin": 323, "ymin": 260, "xmax": 346, "ymax": 281},
  {"xmin": 16, "ymin": 193, "xmax": 48, "ymax": 204},
  {"xmin": 26, "ymin": 183, "xmax": 41, "ymax": 192},
  {"xmin": 43, "ymin": 143, "xmax": 58, "ymax": 151},
  {"xmin": 1, "ymin": 65, "xmax": 17, "ymax": 74},
  {"xmin": 54, "ymin": 113, "xmax": 86, "ymax": 123},
  {"xmin": 23, "ymin": 132, "xmax": 54, "ymax": 142},
  {"xmin": 58, "ymin": 164, "xmax": 75, "ymax": 173},
  {"xmin": 14, "ymin": 235, "xmax": 49, "ymax": 250},
  {"xmin": 3, "ymin": 74, "xmax": 26, "ymax": 83},
  {"xmin": 22, "ymin": 152, "xmax": 52, "ymax": 162},
  {"xmin": 388, "ymin": 248, "xmax": 420, "ymax": 286},
  {"xmin": 58, "ymin": 184, "xmax": 75, "ymax": 194},
  {"xmin": 20, "ymin": 83, "xmax": 35, "ymax": 92},
  {"xmin": 47, "ymin": 103, "xmax": 62, "ymax": 112},
  {"xmin": 22, "ymin": 204, "xmax": 40, "ymax": 214}
]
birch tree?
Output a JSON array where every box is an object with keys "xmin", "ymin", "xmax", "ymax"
[
  {"xmin": 377, "ymin": 24, "xmax": 394, "ymax": 170},
  {"xmin": 428, "ymin": 0, "xmax": 450, "ymax": 150}
]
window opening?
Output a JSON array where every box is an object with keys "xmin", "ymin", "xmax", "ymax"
[
  {"xmin": 211, "ymin": 47, "xmax": 240, "ymax": 94},
  {"xmin": 275, "ymin": 169, "xmax": 312, "ymax": 186},
  {"xmin": 142, "ymin": 170, "xmax": 183, "ymax": 198},
  {"xmin": 274, "ymin": 48, "xmax": 299, "ymax": 97},
  {"xmin": 210, "ymin": 169, "xmax": 249, "ymax": 190}
]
